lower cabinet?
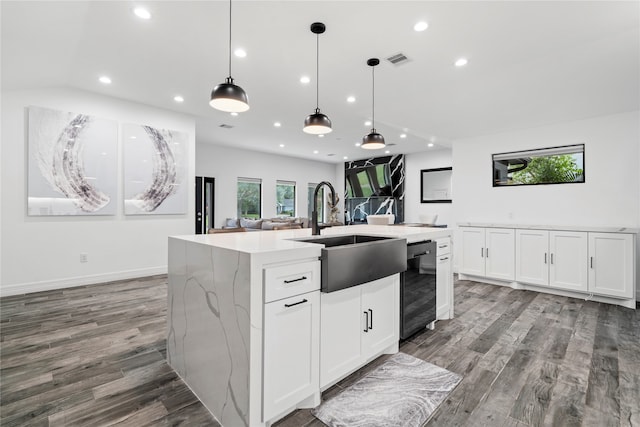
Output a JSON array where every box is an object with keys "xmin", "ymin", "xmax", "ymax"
[
  {"xmin": 320, "ymin": 275, "xmax": 399, "ymax": 388},
  {"xmin": 263, "ymin": 290, "xmax": 320, "ymax": 422},
  {"xmin": 589, "ymin": 232, "xmax": 635, "ymax": 298},
  {"xmin": 436, "ymin": 237, "xmax": 452, "ymax": 320},
  {"xmin": 460, "ymin": 227, "xmax": 515, "ymax": 280}
]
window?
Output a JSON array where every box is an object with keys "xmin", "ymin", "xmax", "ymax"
[
  {"xmin": 237, "ymin": 177, "xmax": 261, "ymax": 218},
  {"xmin": 493, "ymin": 144, "xmax": 585, "ymax": 187},
  {"xmin": 308, "ymin": 183, "xmax": 325, "ymax": 223},
  {"xmin": 276, "ymin": 181, "xmax": 296, "ymax": 217}
]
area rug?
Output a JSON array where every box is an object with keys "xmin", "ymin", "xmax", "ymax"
[{"xmin": 312, "ymin": 352, "xmax": 462, "ymax": 427}]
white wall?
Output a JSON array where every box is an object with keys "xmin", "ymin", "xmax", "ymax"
[
  {"xmin": 452, "ymin": 110, "xmax": 640, "ymax": 294},
  {"xmin": 195, "ymin": 144, "xmax": 337, "ymax": 227},
  {"xmin": 1, "ymin": 88, "xmax": 196, "ymax": 296},
  {"xmin": 405, "ymin": 149, "xmax": 453, "ymax": 226}
]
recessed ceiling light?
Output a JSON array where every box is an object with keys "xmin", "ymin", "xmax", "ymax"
[
  {"xmin": 428, "ymin": 143, "xmax": 434, "ymax": 147},
  {"xmin": 364, "ymin": 120, "xmax": 372, "ymax": 126},
  {"xmin": 130, "ymin": 136, "xmax": 137, "ymax": 139},
  {"xmin": 99, "ymin": 76, "xmax": 112, "ymax": 84},
  {"xmin": 414, "ymin": 21, "xmax": 428, "ymax": 32},
  {"xmin": 355, "ymin": 142, "xmax": 361, "ymax": 147},
  {"xmin": 343, "ymin": 156, "xmax": 348, "ymax": 159},
  {"xmin": 400, "ymin": 133, "xmax": 407, "ymax": 139},
  {"xmin": 133, "ymin": 7, "xmax": 151, "ymax": 20},
  {"xmin": 385, "ymin": 150, "xmax": 390, "ymax": 154},
  {"xmin": 279, "ymin": 144, "xmax": 285, "ymax": 148},
  {"xmin": 347, "ymin": 96, "xmax": 356, "ymax": 103},
  {"xmin": 230, "ymin": 112, "xmax": 238, "ymax": 116},
  {"xmin": 318, "ymin": 134, "xmax": 324, "ymax": 138},
  {"xmin": 234, "ymin": 48, "xmax": 247, "ymax": 58},
  {"xmin": 274, "ymin": 122, "xmax": 281, "ymax": 127},
  {"xmin": 173, "ymin": 95, "xmax": 184, "ymax": 103},
  {"xmin": 313, "ymin": 150, "xmax": 319, "ymax": 154},
  {"xmin": 455, "ymin": 58, "xmax": 468, "ymax": 67},
  {"xmin": 300, "ymin": 76, "xmax": 310, "ymax": 84}
]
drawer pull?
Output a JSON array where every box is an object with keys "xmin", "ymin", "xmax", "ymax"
[
  {"xmin": 440, "ymin": 256, "xmax": 449, "ymax": 261},
  {"xmin": 438, "ymin": 244, "xmax": 448, "ymax": 249},
  {"xmin": 283, "ymin": 276, "xmax": 307, "ymax": 284},
  {"xmin": 284, "ymin": 299, "xmax": 308, "ymax": 308}
]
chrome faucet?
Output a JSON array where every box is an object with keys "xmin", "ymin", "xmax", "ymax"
[{"xmin": 312, "ymin": 181, "xmax": 336, "ymax": 235}]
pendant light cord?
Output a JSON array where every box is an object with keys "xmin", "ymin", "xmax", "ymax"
[
  {"xmin": 316, "ymin": 33, "xmax": 320, "ymax": 110},
  {"xmin": 371, "ymin": 65, "xmax": 375, "ymax": 129},
  {"xmin": 228, "ymin": 0, "xmax": 232, "ymax": 78}
]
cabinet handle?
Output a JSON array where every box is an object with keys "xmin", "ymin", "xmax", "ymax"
[
  {"xmin": 438, "ymin": 244, "xmax": 448, "ymax": 249},
  {"xmin": 412, "ymin": 251, "xmax": 429, "ymax": 257},
  {"xmin": 551, "ymin": 253, "xmax": 554, "ymax": 264},
  {"xmin": 481, "ymin": 248, "xmax": 484, "ymax": 257},
  {"xmin": 283, "ymin": 276, "xmax": 307, "ymax": 284},
  {"xmin": 440, "ymin": 257, "xmax": 449, "ymax": 261},
  {"xmin": 284, "ymin": 298, "xmax": 307, "ymax": 308},
  {"xmin": 486, "ymin": 248, "xmax": 489, "ymax": 258},
  {"xmin": 368, "ymin": 308, "xmax": 373, "ymax": 330},
  {"xmin": 363, "ymin": 311, "xmax": 369, "ymax": 332},
  {"xmin": 590, "ymin": 257, "xmax": 593, "ymax": 269},
  {"xmin": 544, "ymin": 253, "xmax": 547, "ymax": 264}
]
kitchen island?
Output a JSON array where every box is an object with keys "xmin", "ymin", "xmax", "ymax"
[{"xmin": 167, "ymin": 225, "xmax": 452, "ymax": 426}]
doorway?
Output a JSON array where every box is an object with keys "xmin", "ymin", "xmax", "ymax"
[{"xmin": 195, "ymin": 176, "xmax": 215, "ymax": 234}]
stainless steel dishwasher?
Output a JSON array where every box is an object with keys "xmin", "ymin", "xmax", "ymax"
[{"xmin": 400, "ymin": 240, "xmax": 437, "ymax": 339}]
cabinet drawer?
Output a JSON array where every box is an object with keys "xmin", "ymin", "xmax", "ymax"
[
  {"xmin": 436, "ymin": 238, "xmax": 451, "ymax": 256},
  {"xmin": 264, "ymin": 261, "xmax": 320, "ymax": 303}
]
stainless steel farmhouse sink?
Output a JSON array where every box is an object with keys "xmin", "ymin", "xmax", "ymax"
[{"xmin": 294, "ymin": 234, "xmax": 407, "ymax": 293}]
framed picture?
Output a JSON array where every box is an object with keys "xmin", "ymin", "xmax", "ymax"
[
  {"xmin": 27, "ymin": 106, "xmax": 117, "ymax": 216},
  {"xmin": 123, "ymin": 123, "xmax": 188, "ymax": 215},
  {"xmin": 420, "ymin": 167, "xmax": 452, "ymax": 203}
]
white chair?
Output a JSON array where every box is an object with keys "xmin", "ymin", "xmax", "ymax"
[
  {"xmin": 366, "ymin": 214, "xmax": 395, "ymax": 225},
  {"xmin": 419, "ymin": 214, "xmax": 438, "ymax": 225}
]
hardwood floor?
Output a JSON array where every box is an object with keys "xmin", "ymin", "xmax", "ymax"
[{"xmin": 1, "ymin": 276, "xmax": 638, "ymax": 426}]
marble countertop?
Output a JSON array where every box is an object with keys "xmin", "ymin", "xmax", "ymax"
[
  {"xmin": 171, "ymin": 224, "xmax": 452, "ymax": 253},
  {"xmin": 458, "ymin": 222, "xmax": 639, "ymax": 234}
]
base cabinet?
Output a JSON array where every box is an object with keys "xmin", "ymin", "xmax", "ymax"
[
  {"xmin": 588, "ymin": 233, "xmax": 634, "ymax": 298},
  {"xmin": 436, "ymin": 237, "xmax": 453, "ymax": 320},
  {"xmin": 320, "ymin": 275, "xmax": 399, "ymax": 388},
  {"xmin": 460, "ymin": 227, "xmax": 515, "ymax": 280}
]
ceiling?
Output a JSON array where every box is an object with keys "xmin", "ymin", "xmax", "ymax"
[{"xmin": 2, "ymin": 1, "xmax": 639, "ymax": 163}]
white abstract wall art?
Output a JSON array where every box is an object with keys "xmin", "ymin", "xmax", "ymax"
[
  {"xmin": 27, "ymin": 106, "xmax": 118, "ymax": 216},
  {"xmin": 123, "ymin": 123, "xmax": 188, "ymax": 215}
]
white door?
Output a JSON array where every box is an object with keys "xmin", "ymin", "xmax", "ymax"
[
  {"xmin": 515, "ymin": 229, "xmax": 549, "ymax": 286},
  {"xmin": 319, "ymin": 286, "xmax": 363, "ymax": 388},
  {"xmin": 460, "ymin": 227, "xmax": 486, "ymax": 276},
  {"xmin": 588, "ymin": 233, "xmax": 634, "ymax": 298},
  {"xmin": 485, "ymin": 228, "xmax": 515, "ymax": 280},
  {"xmin": 361, "ymin": 275, "xmax": 399, "ymax": 359},
  {"xmin": 436, "ymin": 253, "xmax": 452, "ymax": 320},
  {"xmin": 263, "ymin": 291, "xmax": 319, "ymax": 421},
  {"xmin": 549, "ymin": 231, "xmax": 588, "ymax": 292}
]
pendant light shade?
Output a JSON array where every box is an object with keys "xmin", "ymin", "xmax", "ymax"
[
  {"xmin": 210, "ymin": 0, "xmax": 249, "ymax": 113},
  {"xmin": 361, "ymin": 58, "xmax": 385, "ymax": 149},
  {"xmin": 303, "ymin": 22, "xmax": 332, "ymax": 134}
]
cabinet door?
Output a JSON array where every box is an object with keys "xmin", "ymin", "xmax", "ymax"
[
  {"xmin": 436, "ymin": 253, "xmax": 453, "ymax": 320},
  {"xmin": 361, "ymin": 275, "xmax": 399, "ymax": 359},
  {"xmin": 320, "ymin": 286, "xmax": 363, "ymax": 388},
  {"xmin": 263, "ymin": 291, "xmax": 319, "ymax": 421},
  {"xmin": 515, "ymin": 229, "xmax": 549, "ymax": 286},
  {"xmin": 549, "ymin": 231, "xmax": 588, "ymax": 292},
  {"xmin": 485, "ymin": 228, "xmax": 515, "ymax": 280},
  {"xmin": 588, "ymin": 233, "xmax": 634, "ymax": 298},
  {"xmin": 459, "ymin": 227, "xmax": 485, "ymax": 276}
]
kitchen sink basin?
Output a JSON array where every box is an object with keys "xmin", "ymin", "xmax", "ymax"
[{"xmin": 295, "ymin": 234, "xmax": 407, "ymax": 293}]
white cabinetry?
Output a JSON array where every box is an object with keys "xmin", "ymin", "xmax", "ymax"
[
  {"xmin": 460, "ymin": 227, "xmax": 515, "ymax": 280},
  {"xmin": 263, "ymin": 261, "xmax": 320, "ymax": 422},
  {"xmin": 436, "ymin": 237, "xmax": 453, "ymax": 320},
  {"xmin": 588, "ymin": 233, "xmax": 634, "ymax": 298},
  {"xmin": 320, "ymin": 275, "xmax": 399, "ymax": 388},
  {"xmin": 515, "ymin": 230, "xmax": 588, "ymax": 292}
]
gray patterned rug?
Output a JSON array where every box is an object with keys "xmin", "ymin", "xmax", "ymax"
[{"xmin": 312, "ymin": 352, "xmax": 462, "ymax": 427}]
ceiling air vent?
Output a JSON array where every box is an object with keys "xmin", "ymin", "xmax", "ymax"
[
  {"xmin": 219, "ymin": 124, "xmax": 234, "ymax": 129},
  {"xmin": 386, "ymin": 52, "xmax": 410, "ymax": 66},
  {"xmin": 327, "ymin": 153, "xmax": 335, "ymax": 157},
  {"xmin": 387, "ymin": 143, "xmax": 397, "ymax": 147}
]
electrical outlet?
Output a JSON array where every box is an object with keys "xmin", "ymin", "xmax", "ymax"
[{"xmin": 80, "ymin": 253, "xmax": 88, "ymax": 263}]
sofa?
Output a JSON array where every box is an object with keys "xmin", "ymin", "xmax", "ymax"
[{"xmin": 223, "ymin": 216, "xmax": 309, "ymax": 231}]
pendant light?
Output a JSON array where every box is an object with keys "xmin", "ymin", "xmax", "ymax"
[
  {"xmin": 361, "ymin": 58, "xmax": 385, "ymax": 149},
  {"xmin": 210, "ymin": 0, "xmax": 249, "ymax": 113},
  {"xmin": 303, "ymin": 22, "xmax": 332, "ymax": 134}
]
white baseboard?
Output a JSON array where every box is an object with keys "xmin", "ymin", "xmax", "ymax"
[{"xmin": 0, "ymin": 266, "xmax": 167, "ymax": 297}]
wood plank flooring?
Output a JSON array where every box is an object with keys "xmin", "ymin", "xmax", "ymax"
[{"xmin": 1, "ymin": 276, "xmax": 638, "ymax": 426}]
